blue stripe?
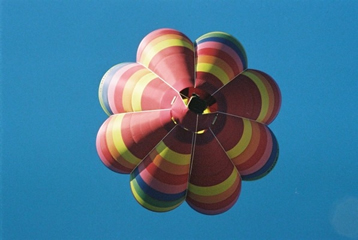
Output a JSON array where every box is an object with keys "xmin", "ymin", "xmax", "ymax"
[
  {"xmin": 100, "ymin": 63, "xmax": 130, "ymax": 115},
  {"xmin": 195, "ymin": 36, "xmax": 248, "ymax": 69},
  {"xmin": 131, "ymin": 167, "xmax": 187, "ymax": 201}
]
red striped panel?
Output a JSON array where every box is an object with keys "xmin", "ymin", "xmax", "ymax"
[
  {"xmin": 96, "ymin": 110, "xmax": 176, "ymax": 173},
  {"xmin": 104, "ymin": 63, "xmax": 179, "ymax": 114},
  {"xmin": 210, "ymin": 114, "xmax": 278, "ymax": 180},
  {"xmin": 212, "ymin": 69, "xmax": 281, "ymax": 124},
  {"xmin": 186, "ymin": 131, "xmax": 241, "ymax": 214},
  {"xmin": 137, "ymin": 28, "xmax": 194, "ymax": 91}
]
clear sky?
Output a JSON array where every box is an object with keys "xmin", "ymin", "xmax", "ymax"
[{"xmin": 1, "ymin": 1, "xmax": 358, "ymax": 239}]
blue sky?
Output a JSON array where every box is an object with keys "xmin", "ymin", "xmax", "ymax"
[{"xmin": 1, "ymin": 1, "xmax": 358, "ymax": 239}]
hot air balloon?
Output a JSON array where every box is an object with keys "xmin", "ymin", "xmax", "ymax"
[{"xmin": 96, "ymin": 28, "xmax": 281, "ymax": 215}]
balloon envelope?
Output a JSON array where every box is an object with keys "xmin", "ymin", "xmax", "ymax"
[{"xmin": 96, "ymin": 28, "xmax": 281, "ymax": 215}]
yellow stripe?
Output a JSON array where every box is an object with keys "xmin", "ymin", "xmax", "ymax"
[
  {"xmin": 122, "ymin": 68, "xmax": 149, "ymax": 112},
  {"xmin": 243, "ymin": 71, "xmax": 269, "ymax": 122},
  {"xmin": 106, "ymin": 116, "xmax": 120, "ymax": 159},
  {"xmin": 111, "ymin": 114, "xmax": 141, "ymax": 165},
  {"xmin": 156, "ymin": 141, "xmax": 191, "ymax": 165},
  {"xmin": 139, "ymin": 34, "xmax": 191, "ymax": 58},
  {"xmin": 196, "ymin": 63, "xmax": 230, "ymax": 85},
  {"xmin": 188, "ymin": 168, "xmax": 238, "ymax": 196},
  {"xmin": 140, "ymin": 39, "xmax": 193, "ymax": 67},
  {"xmin": 227, "ymin": 118, "xmax": 252, "ymax": 158},
  {"xmin": 197, "ymin": 55, "xmax": 235, "ymax": 79},
  {"xmin": 131, "ymin": 72, "xmax": 157, "ymax": 111}
]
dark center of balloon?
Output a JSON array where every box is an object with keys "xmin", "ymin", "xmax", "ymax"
[
  {"xmin": 179, "ymin": 87, "xmax": 216, "ymax": 114},
  {"xmin": 170, "ymin": 87, "xmax": 218, "ymax": 133},
  {"xmin": 187, "ymin": 94, "xmax": 207, "ymax": 114}
]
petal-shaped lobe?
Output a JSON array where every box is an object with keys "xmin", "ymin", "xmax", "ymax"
[
  {"xmin": 186, "ymin": 131, "xmax": 241, "ymax": 215},
  {"xmin": 137, "ymin": 28, "xmax": 195, "ymax": 91},
  {"xmin": 213, "ymin": 69, "xmax": 281, "ymax": 124},
  {"xmin": 96, "ymin": 110, "xmax": 176, "ymax": 173},
  {"xmin": 99, "ymin": 63, "xmax": 179, "ymax": 115},
  {"xmin": 210, "ymin": 113, "xmax": 279, "ymax": 180},
  {"xmin": 195, "ymin": 31, "xmax": 248, "ymax": 93}
]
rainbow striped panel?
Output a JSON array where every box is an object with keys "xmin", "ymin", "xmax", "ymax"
[
  {"xmin": 136, "ymin": 28, "xmax": 195, "ymax": 91},
  {"xmin": 210, "ymin": 114, "xmax": 279, "ymax": 180},
  {"xmin": 195, "ymin": 31, "xmax": 248, "ymax": 94},
  {"xmin": 96, "ymin": 110, "xmax": 176, "ymax": 173},
  {"xmin": 130, "ymin": 126, "xmax": 193, "ymax": 212},
  {"xmin": 186, "ymin": 131, "xmax": 241, "ymax": 215},
  {"xmin": 99, "ymin": 62, "xmax": 179, "ymax": 115},
  {"xmin": 213, "ymin": 69, "xmax": 281, "ymax": 124}
]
